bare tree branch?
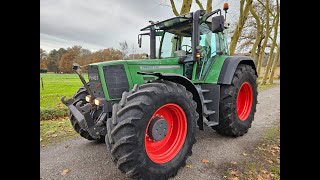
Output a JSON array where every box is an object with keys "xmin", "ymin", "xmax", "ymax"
[
  {"xmin": 206, "ymin": 0, "xmax": 213, "ymax": 12},
  {"xmin": 257, "ymin": 0, "xmax": 275, "ymax": 18},
  {"xmin": 180, "ymin": 0, "xmax": 192, "ymax": 15},
  {"xmin": 170, "ymin": 0, "xmax": 180, "ymax": 16},
  {"xmin": 195, "ymin": 0, "xmax": 204, "ymax": 10}
]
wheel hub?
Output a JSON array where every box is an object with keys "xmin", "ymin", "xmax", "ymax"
[{"xmin": 148, "ymin": 116, "xmax": 168, "ymax": 141}]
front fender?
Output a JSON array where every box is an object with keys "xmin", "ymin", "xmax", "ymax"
[{"xmin": 137, "ymin": 72, "xmax": 204, "ymax": 130}]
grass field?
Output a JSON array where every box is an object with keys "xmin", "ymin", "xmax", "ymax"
[{"xmin": 40, "ymin": 74, "xmax": 88, "ymax": 108}]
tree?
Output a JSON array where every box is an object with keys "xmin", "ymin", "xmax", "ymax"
[
  {"xmin": 40, "ymin": 48, "xmax": 47, "ymax": 68},
  {"xmin": 119, "ymin": 41, "xmax": 129, "ymax": 59},
  {"xmin": 229, "ymin": 0, "xmax": 253, "ymax": 55},
  {"xmin": 40, "ymin": 48, "xmax": 47, "ymax": 62},
  {"xmin": 268, "ymin": 43, "xmax": 280, "ymax": 84},
  {"xmin": 248, "ymin": 3, "xmax": 262, "ymax": 60},
  {"xmin": 128, "ymin": 53, "xmax": 146, "ymax": 60},
  {"xmin": 58, "ymin": 46, "xmax": 82, "ymax": 73},
  {"xmin": 261, "ymin": 0, "xmax": 279, "ymax": 85},
  {"xmin": 47, "ymin": 48, "xmax": 67, "ymax": 73},
  {"xmin": 256, "ymin": 0, "xmax": 270, "ymax": 76}
]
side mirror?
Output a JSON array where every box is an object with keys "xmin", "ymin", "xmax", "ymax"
[
  {"xmin": 211, "ymin": 15, "xmax": 225, "ymax": 33},
  {"xmin": 138, "ymin": 35, "xmax": 142, "ymax": 48},
  {"xmin": 72, "ymin": 63, "xmax": 82, "ymax": 74}
]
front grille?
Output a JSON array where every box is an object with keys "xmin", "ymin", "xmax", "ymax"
[
  {"xmin": 103, "ymin": 64, "xmax": 129, "ymax": 99},
  {"xmin": 88, "ymin": 65, "xmax": 104, "ymax": 98}
]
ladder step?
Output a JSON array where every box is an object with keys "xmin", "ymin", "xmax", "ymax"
[
  {"xmin": 201, "ymin": 89, "xmax": 210, "ymax": 93},
  {"xmin": 204, "ymin": 110, "xmax": 215, "ymax": 116},
  {"xmin": 203, "ymin": 118, "xmax": 219, "ymax": 127},
  {"xmin": 203, "ymin": 100, "xmax": 212, "ymax": 104}
]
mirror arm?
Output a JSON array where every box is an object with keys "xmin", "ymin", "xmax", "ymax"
[{"xmin": 203, "ymin": 9, "xmax": 221, "ymax": 21}]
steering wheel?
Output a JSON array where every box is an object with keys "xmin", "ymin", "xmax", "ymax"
[{"xmin": 181, "ymin": 45, "xmax": 192, "ymax": 54}]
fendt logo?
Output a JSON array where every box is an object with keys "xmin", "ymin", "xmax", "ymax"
[{"xmin": 89, "ymin": 75, "xmax": 99, "ymax": 81}]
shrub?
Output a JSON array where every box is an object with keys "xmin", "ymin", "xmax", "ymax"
[
  {"xmin": 40, "ymin": 68, "xmax": 48, "ymax": 73},
  {"xmin": 40, "ymin": 107, "xmax": 69, "ymax": 121}
]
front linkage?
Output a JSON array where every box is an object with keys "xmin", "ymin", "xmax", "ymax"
[{"xmin": 61, "ymin": 64, "xmax": 107, "ymax": 140}]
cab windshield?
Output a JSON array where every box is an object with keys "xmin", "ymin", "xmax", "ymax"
[{"xmin": 159, "ymin": 22, "xmax": 221, "ymax": 59}]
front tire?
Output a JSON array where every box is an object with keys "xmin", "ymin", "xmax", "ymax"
[
  {"xmin": 213, "ymin": 64, "xmax": 258, "ymax": 137},
  {"xmin": 105, "ymin": 80, "xmax": 198, "ymax": 179}
]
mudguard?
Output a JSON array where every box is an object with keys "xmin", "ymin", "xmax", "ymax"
[
  {"xmin": 137, "ymin": 72, "xmax": 204, "ymax": 130},
  {"xmin": 218, "ymin": 56, "xmax": 257, "ymax": 85}
]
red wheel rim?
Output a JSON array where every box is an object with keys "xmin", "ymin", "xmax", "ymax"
[
  {"xmin": 236, "ymin": 82, "xmax": 253, "ymax": 121},
  {"xmin": 145, "ymin": 103, "xmax": 187, "ymax": 164}
]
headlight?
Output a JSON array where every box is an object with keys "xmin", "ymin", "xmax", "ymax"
[
  {"xmin": 94, "ymin": 98, "xmax": 104, "ymax": 106},
  {"xmin": 85, "ymin": 95, "xmax": 92, "ymax": 103}
]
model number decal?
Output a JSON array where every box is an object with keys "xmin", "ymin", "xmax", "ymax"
[
  {"xmin": 89, "ymin": 75, "xmax": 99, "ymax": 81},
  {"xmin": 140, "ymin": 65, "xmax": 180, "ymax": 70}
]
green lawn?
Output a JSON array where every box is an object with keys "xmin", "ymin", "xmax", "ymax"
[{"xmin": 40, "ymin": 73, "xmax": 88, "ymax": 108}]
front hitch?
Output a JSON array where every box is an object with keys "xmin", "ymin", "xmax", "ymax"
[{"xmin": 61, "ymin": 97, "xmax": 107, "ymax": 139}]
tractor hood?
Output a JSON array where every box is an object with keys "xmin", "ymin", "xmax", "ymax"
[
  {"xmin": 90, "ymin": 57, "xmax": 180, "ymax": 66},
  {"xmin": 88, "ymin": 57, "xmax": 184, "ymax": 101}
]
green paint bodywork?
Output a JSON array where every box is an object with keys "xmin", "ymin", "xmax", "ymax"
[{"xmin": 90, "ymin": 55, "xmax": 229, "ymax": 101}]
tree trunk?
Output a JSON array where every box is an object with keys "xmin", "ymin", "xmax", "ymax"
[
  {"xmin": 180, "ymin": 0, "xmax": 193, "ymax": 15},
  {"xmin": 268, "ymin": 43, "xmax": 280, "ymax": 84},
  {"xmin": 206, "ymin": 0, "xmax": 213, "ymax": 13},
  {"xmin": 170, "ymin": 0, "xmax": 180, "ymax": 16},
  {"xmin": 195, "ymin": 0, "xmax": 204, "ymax": 10},
  {"xmin": 249, "ymin": 4, "xmax": 262, "ymax": 62},
  {"xmin": 256, "ymin": 0, "xmax": 270, "ymax": 77},
  {"xmin": 261, "ymin": 0, "xmax": 279, "ymax": 85},
  {"xmin": 229, "ymin": 0, "xmax": 253, "ymax": 55}
]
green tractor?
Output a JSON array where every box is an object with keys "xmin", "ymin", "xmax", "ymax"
[{"xmin": 62, "ymin": 6, "xmax": 257, "ymax": 180}]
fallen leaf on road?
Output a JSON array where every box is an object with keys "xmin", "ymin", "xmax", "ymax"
[
  {"xmin": 231, "ymin": 161, "xmax": 237, "ymax": 165},
  {"xmin": 202, "ymin": 159, "xmax": 209, "ymax": 164},
  {"xmin": 185, "ymin": 164, "xmax": 192, "ymax": 168},
  {"xmin": 242, "ymin": 153, "xmax": 247, "ymax": 156},
  {"xmin": 261, "ymin": 170, "xmax": 268, "ymax": 174},
  {"xmin": 51, "ymin": 134, "xmax": 58, "ymax": 138},
  {"xmin": 41, "ymin": 145, "xmax": 45, "ymax": 147},
  {"xmin": 272, "ymin": 146, "xmax": 280, "ymax": 150},
  {"xmin": 267, "ymin": 160, "xmax": 273, "ymax": 164},
  {"xmin": 40, "ymin": 138, "xmax": 43, "ymax": 142},
  {"xmin": 257, "ymin": 175, "xmax": 265, "ymax": 180},
  {"xmin": 228, "ymin": 177, "xmax": 239, "ymax": 180},
  {"xmin": 61, "ymin": 169, "xmax": 70, "ymax": 176},
  {"xmin": 223, "ymin": 175, "xmax": 227, "ymax": 178},
  {"xmin": 230, "ymin": 170, "xmax": 239, "ymax": 176}
]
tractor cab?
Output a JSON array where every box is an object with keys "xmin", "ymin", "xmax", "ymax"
[{"xmin": 138, "ymin": 9, "xmax": 229, "ymax": 79}]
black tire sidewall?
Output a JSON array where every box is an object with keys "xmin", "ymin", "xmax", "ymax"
[
  {"xmin": 136, "ymin": 93, "xmax": 196, "ymax": 175},
  {"xmin": 232, "ymin": 70, "xmax": 257, "ymax": 128}
]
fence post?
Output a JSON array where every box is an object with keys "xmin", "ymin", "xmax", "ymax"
[{"xmin": 41, "ymin": 77, "xmax": 44, "ymax": 90}]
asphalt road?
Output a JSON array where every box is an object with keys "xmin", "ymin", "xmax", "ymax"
[{"xmin": 40, "ymin": 85, "xmax": 280, "ymax": 180}]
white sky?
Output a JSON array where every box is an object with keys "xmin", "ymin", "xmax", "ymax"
[{"xmin": 40, "ymin": 0, "xmax": 240, "ymax": 53}]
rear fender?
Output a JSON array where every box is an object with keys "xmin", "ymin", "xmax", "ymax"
[{"xmin": 218, "ymin": 56, "xmax": 257, "ymax": 85}]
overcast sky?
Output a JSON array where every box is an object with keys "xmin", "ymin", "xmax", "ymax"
[{"xmin": 40, "ymin": 0, "xmax": 240, "ymax": 53}]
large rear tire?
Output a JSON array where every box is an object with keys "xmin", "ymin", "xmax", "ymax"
[
  {"xmin": 69, "ymin": 86, "xmax": 105, "ymax": 141},
  {"xmin": 105, "ymin": 80, "xmax": 198, "ymax": 179},
  {"xmin": 213, "ymin": 64, "xmax": 258, "ymax": 137}
]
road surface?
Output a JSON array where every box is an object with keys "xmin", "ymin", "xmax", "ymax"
[{"xmin": 40, "ymin": 85, "xmax": 280, "ymax": 180}]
